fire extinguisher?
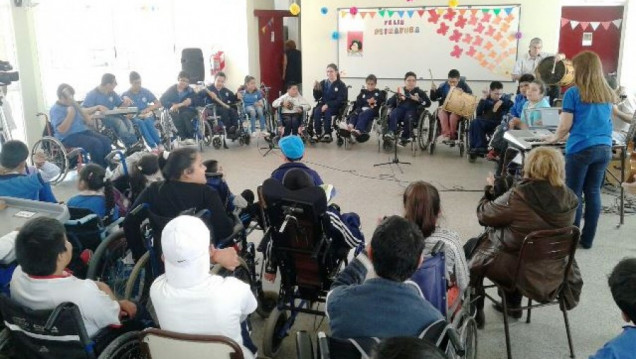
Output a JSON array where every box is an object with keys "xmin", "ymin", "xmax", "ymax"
[{"xmin": 210, "ymin": 51, "xmax": 225, "ymax": 76}]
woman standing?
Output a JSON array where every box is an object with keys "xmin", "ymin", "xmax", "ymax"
[
  {"xmin": 547, "ymin": 51, "xmax": 631, "ymax": 249},
  {"xmin": 283, "ymin": 40, "xmax": 302, "ymax": 88}
]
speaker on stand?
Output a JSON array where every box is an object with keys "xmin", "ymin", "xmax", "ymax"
[{"xmin": 181, "ymin": 48, "xmax": 205, "ymax": 84}]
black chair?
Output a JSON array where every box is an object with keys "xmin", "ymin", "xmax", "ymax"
[
  {"xmin": 0, "ymin": 295, "xmax": 139, "ymax": 359},
  {"xmin": 482, "ymin": 226, "xmax": 580, "ymax": 359}
]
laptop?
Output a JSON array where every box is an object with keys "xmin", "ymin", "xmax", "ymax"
[{"xmin": 524, "ymin": 107, "xmax": 560, "ymax": 129}]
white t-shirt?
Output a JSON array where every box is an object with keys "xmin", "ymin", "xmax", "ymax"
[
  {"xmin": 10, "ymin": 266, "xmax": 121, "ymax": 337},
  {"xmin": 150, "ymin": 274, "xmax": 257, "ymax": 359}
]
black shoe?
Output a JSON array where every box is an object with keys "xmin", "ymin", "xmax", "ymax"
[
  {"xmin": 322, "ymin": 133, "xmax": 332, "ymax": 142},
  {"xmin": 475, "ymin": 308, "xmax": 485, "ymax": 329},
  {"xmin": 492, "ymin": 302, "xmax": 522, "ymax": 319}
]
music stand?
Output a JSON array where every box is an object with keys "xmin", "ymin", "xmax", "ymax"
[{"xmin": 374, "ymin": 135, "xmax": 411, "ymax": 172}]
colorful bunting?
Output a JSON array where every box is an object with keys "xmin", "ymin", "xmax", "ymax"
[
  {"xmin": 407, "ymin": 10, "xmax": 415, "ymax": 18},
  {"xmin": 601, "ymin": 21, "xmax": 611, "ymax": 30},
  {"xmin": 570, "ymin": 20, "xmax": 579, "ymax": 29},
  {"xmin": 504, "ymin": 8, "xmax": 513, "ymax": 15},
  {"xmin": 579, "ymin": 21, "xmax": 589, "ymax": 30},
  {"xmin": 590, "ymin": 22, "xmax": 600, "ymax": 30},
  {"xmin": 560, "ymin": 17, "xmax": 623, "ymax": 31},
  {"xmin": 397, "ymin": 10, "xmax": 404, "ymax": 18},
  {"xmin": 493, "ymin": 9, "xmax": 501, "ymax": 16}
]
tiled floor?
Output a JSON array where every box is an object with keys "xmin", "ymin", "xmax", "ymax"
[{"xmin": 52, "ymin": 136, "xmax": 636, "ymax": 359}]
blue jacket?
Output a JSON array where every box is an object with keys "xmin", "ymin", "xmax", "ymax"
[
  {"xmin": 271, "ymin": 162, "xmax": 323, "ymax": 186},
  {"xmin": 326, "ymin": 255, "xmax": 443, "ymax": 339},
  {"xmin": 589, "ymin": 326, "xmax": 636, "ymax": 359},
  {"xmin": 476, "ymin": 95, "xmax": 513, "ymax": 122},
  {"xmin": 0, "ymin": 174, "xmax": 57, "ymax": 203},
  {"xmin": 313, "ymin": 79, "xmax": 348, "ymax": 109},
  {"xmin": 430, "ymin": 80, "xmax": 473, "ymax": 105},
  {"xmin": 387, "ymin": 87, "xmax": 431, "ymax": 111},
  {"xmin": 200, "ymin": 86, "xmax": 237, "ymax": 107},
  {"xmin": 354, "ymin": 89, "xmax": 387, "ymax": 114},
  {"xmin": 160, "ymin": 84, "xmax": 196, "ymax": 110},
  {"xmin": 509, "ymin": 93, "xmax": 527, "ymax": 119}
]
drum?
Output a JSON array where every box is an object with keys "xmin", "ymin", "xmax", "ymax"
[
  {"xmin": 441, "ymin": 88, "xmax": 478, "ymax": 118},
  {"xmin": 536, "ymin": 57, "xmax": 574, "ymax": 87}
]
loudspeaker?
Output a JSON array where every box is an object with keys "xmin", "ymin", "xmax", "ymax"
[{"xmin": 181, "ymin": 48, "xmax": 205, "ymax": 83}]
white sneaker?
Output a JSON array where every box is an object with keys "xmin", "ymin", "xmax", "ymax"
[
  {"xmin": 338, "ymin": 122, "xmax": 349, "ymax": 130},
  {"xmin": 184, "ymin": 139, "xmax": 196, "ymax": 145}
]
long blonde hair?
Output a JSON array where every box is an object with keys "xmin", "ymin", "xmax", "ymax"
[
  {"xmin": 523, "ymin": 147, "xmax": 566, "ymax": 187},
  {"xmin": 572, "ymin": 51, "xmax": 617, "ymax": 104}
]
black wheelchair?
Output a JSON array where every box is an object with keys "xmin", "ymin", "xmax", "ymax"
[
  {"xmin": 258, "ymin": 178, "xmax": 354, "ymax": 357},
  {"xmin": 0, "ymin": 296, "xmax": 140, "ymax": 359},
  {"xmin": 376, "ymin": 104, "xmax": 433, "ymax": 157},
  {"xmin": 426, "ymin": 107, "xmax": 472, "ymax": 158},
  {"xmin": 200, "ymin": 103, "xmax": 251, "ymax": 150}
]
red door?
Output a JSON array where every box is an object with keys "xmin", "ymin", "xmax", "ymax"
[
  {"xmin": 559, "ymin": 6, "xmax": 623, "ymax": 74},
  {"xmin": 257, "ymin": 14, "xmax": 285, "ymax": 103}
]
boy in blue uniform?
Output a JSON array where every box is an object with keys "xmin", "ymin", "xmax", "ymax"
[
  {"xmin": 201, "ymin": 72, "xmax": 239, "ymax": 135},
  {"xmin": 240, "ymin": 76, "xmax": 266, "ymax": 136},
  {"xmin": 312, "ymin": 64, "xmax": 348, "ymax": 142},
  {"xmin": 122, "ymin": 72, "xmax": 163, "ymax": 150},
  {"xmin": 82, "ymin": 73, "xmax": 138, "ymax": 148},
  {"xmin": 589, "ymin": 257, "xmax": 636, "ymax": 359},
  {"xmin": 386, "ymin": 72, "xmax": 431, "ymax": 147},
  {"xmin": 160, "ymin": 71, "xmax": 198, "ymax": 141},
  {"xmin": 346, "ymin": 74, "xmax": 386, "ymax": 143},
  {"xmin": 430, "ymin": 69, "xmax": 473, "ymax": 141},
  {"xmin": 468, "ymin": 81, "xmax": 513, "ymax": 158},
  {"xmin": 0, "ymin": 140, "xmax": 57, "ymax": 203}
]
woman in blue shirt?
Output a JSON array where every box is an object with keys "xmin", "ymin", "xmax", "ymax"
[{"xmin": 547, "ymin": 51, "xmax": 631, "ymax": 248}]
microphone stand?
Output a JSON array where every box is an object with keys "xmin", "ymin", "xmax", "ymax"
[{"xmin": 374, "ymin": 87, "xmax": 411, "ymax": 172}]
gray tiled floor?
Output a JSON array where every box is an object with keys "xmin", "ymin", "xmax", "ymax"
[{"xmin": 52, "ymin": 136, "xmax": 636, "ymax": 359}]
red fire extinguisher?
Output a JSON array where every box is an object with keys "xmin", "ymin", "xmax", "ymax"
[{"xmin": 210, "ymin": 51, "xmax": 225, "ymax": 76}]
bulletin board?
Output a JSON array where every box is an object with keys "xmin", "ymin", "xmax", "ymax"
[{"xmin": 337, "ymin": 5, "xmax": 522, "ymax": 81}]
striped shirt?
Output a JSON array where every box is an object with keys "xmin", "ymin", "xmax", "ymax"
[{"xmin": 422, "ymin": 227, "xmax": 470, "ymax": 292}]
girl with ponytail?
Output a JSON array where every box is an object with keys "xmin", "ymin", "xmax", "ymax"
[{"xmin": 67, "ymin": 164, "xmax": 119, "ymax": 220}]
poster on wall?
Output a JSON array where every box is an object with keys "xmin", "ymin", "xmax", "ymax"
[{"xmin": 337, "ymin": 5, "xmax": 521, "ymax": 81}]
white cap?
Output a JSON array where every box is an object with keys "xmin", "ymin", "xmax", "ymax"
[{"xmin": 161, "ymin": 215, "xmax": 211, "ymax": 288}]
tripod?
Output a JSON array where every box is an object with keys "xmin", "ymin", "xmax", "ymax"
[
  {"xmin": 374, "ymin": 134, "xmax": 411, "ymax": 172},
  {"xmin": 0, "ymin": 93, "xmax": 13, "ymax": 145}
]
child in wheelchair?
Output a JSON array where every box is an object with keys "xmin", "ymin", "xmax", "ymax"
[
  {"xmin": 0, "ymin": 140, "xmax": 57, "ymax": 203},
  {"xmin": 203, "ymin": 159, "xmax": 254, "ymax": 224},
  {"xmin": 261, "ymin": 168, "xmax": 364, "ymax": 283},
  {"xmin": 386, "ymin": 72, "xmax": 431, "ymax": 147},
  {"xmin": 272, "ymin": 82, "xmax": 311, "ymax": 137},
  {"xmin": 67, "ymin": 164, "xmax": 120, "ymax": 221},
  {"xmin": 149, "ymin": 215, "xmax": 257, "ymax": 359},
  {"xmin": 10, "ymin": 217, "xmax": 141, "ymax": 339},
  {"xmin": 201, "ymin": 72, "xmax": 240, "ymax": 137},
  {"xmin": 159, "ymin": 71, "xmax": 199, "ymax": 143},
  {"xmin": 430, "ymin": 69, "xmax": 473, "ymax": 142},
  {"xmin": 468, "ymin": 81, "xmax": 513, "ymax": 159},
  {"xmin": 345, "ymin": 74, "xmax": 386, "ymax": 143},
  {"xmin": 108, "ymin": 151, "xmax": 165, "ymax": 205},
  {"xmin": 240, "ymin": 76, "xmax": 267, "ymax": 136}
]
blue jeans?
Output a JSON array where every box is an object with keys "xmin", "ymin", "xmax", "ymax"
[
  {"xmin": 469, "ymin": 118, "xmax": 498, "ymax": 150},
  {"xmin": 132, "ymin": 116, "xmax": 161, "ymax": 148},
  {"xmin": 388, "ymin": 107, "xmax": 417, "ymax": 139},
  {"xmin": 313, "ymin": 106, "xmax": 339, "ymax": 135},
  {"xmin": 565, "ymin": 145, "xmax": 612, "ymax": 248},
  {"xmin": 62, "ymin": 130, "xmax": 112, "ymax": 168},
  {"xmin": 280, "ymin": 113, "xmax": 302, "ymax": 136},
  {"xmin": 245, "ymin": 105, "xmax": 266, "ymax": 133},
  {"xmin": 349, "ymin": 109, "xmax": 375, "ymax": 133},
  {"xmin": 102, "ymin": 116, "xmax": 138, "ymax": 147}
]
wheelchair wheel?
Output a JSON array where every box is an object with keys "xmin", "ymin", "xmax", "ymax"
[
  {"xmin": 203, "ymin": 121, "xmax": 213, "ymax": 147},
  {"xmin": 336, "ymin": 137, "xmax": 344, "ymax": 147},
  {"xmin": 428, "ymin": 118, "xmax": 438, "ymax": 155},
  {"xmin": 450, "ymin": 315, "xmax": 478, "ymax": 359},
  {"xmin": 262, "ymin": 307, "xmax": 289, "ymax": 358},
  {"xmin": 97, "ymin": 331, "xmax": 141, "ymax": 359},
  {"xmin": 86, "ymin": 230, "xmax": 132, "ymax": 299},
  {"xmin": 458, "ymin": 120, "xmax": 466, "ymax": 158},
  {"xmin": 256, "ymin": 290, "xmax": 279, "ymax": 319},
  {"xmin": 418, "ymin": 112, "xmax": 431, "ymax": 151},
  {"xmin": 212, "ymin": 136, "xmax": 222, "ymax": 149},
  {"xmin": 31, "ymin": 137, "xmax": 74, "ymax": 185},
  {"xmin": 124, "ymin": 251, "xmax": 150, "ymax": 303}
]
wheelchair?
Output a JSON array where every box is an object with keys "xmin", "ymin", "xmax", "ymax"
[
  {"xmin": 201, "ymin": 103, "xmax": 250, "ymax": 149},
  {"xmin": 154, "ymin": 108, "xmax": 179, "ymax": 151},
  {"xmin": 426, "ymin": 107, "xmax": 471, "ymax": 158},
  {"xmin": 0, "ymin": 295, "xmax": 140, "ymax": 359},
  {"xmin": 258, "ymin": 178, "xmax": 352, "ymax": 358},
  {"xmin": 31, "ymin": 113, "xmax": 90, "ymax": 185},
  {"xmin": 159, "ymin": 108, "xmax": 211, "ymax": 152},
  {"xmin": 307, "ymin": 96, "xmax": 351, "ymax": 145},
  {"xmin": 139, "ymin": 328, "xmax": 246, "ymax": 359},
  {"xmin": 376, "ymin": 105, "xmax": 433, "ymax": 157}
]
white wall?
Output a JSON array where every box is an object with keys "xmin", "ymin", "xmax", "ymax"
[{"xmin": 301, "ymin": 0, "xmax": 581, "ymax": 98}]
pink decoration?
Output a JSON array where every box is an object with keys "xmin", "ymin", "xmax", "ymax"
[
  {"xmin": 437, "ymin": 22, "xmax": 450, "ymax": 35},
  {"xmin": 451, "ymin": 45, "xmax": 463, "ymax": 58},
  {"xmin": 449, "ymin": 29, "xmax": 462, "ymax": 42},
  {"xmin": 349, "ymin": 7, "xmax": 358, "ymax": 15},
  {"xmin": 515, "ymin": 31, "xmax": 523, "ymax": 40},
  {"xmin": 428, "ymin": 9, "xmax": 440, "ymax": 23}
]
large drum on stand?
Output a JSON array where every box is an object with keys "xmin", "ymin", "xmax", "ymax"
[
  {"xmin": 441, "ymin": 88, "xmax": 478, "ymax": 118},
  {"xmin": 535, "ymin": 56, "xmax": 575, "ymax": 86}
]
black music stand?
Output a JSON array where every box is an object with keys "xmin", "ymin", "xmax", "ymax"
[{"xmin": 374, "ymin": 135, "xmax": 411, "ymax": 172}]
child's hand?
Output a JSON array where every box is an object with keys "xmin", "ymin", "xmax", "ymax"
[
  {"xmin": 264, "ymin": 272, "xmax": 276, "ymax": 282},
  {"xmin": 33, "ymin": 151, "xmax": 46, "ymax": 168},
  {"xmin": 486, "ymin": 172, "xmax": 495, "ymax": 186},
  {"xmin": 118, "ymin": 300, "xmax": 137, "ymax": 319}
]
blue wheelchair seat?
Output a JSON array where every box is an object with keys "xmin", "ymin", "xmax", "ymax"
[{"xmin": 411, "ymin": 250, "xmax": 447, "ymax": 316}]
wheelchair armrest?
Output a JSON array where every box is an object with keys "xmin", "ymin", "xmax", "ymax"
[
  {"xmin": 296, "ymin": 331, "xmax": 315, "ymax": 359},
  {"xmin": 446, "ymin": 327, "xmax": 466, "ymax": 357},
  {"xmin": 129, "ymin": 203, "xmax": 149, "ymax": 217},
  {"xmin": 216, "ymin": 214, "xmax": 244, "ymax": 249},
  {"xmin": 317, "ymin": 332, "xmax": 330, "ymax": 359},
  {"xmin": 65, "ymin": 214, "xmax": 100, "ymax": 226}
]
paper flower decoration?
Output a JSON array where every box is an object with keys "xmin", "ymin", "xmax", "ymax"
[
  {"xmin": 331, "ymin": 31, "xmax": 340, "ymax": 40},
  {"xmin": 349, "ymin": 7, "xmax": 358, "ymax": 15},
  {"xmin": 515, "ymin": 31, "xmax": 523, "ymax": 39},
  {"xmin": 449, "ymin": 0, "xmax": 459, "ymax": 8},
  {"xmin": 321, "ymin": 7, "xmax": 328, "ymax": 15},
  {"xmin": 289, "ymin": 3, "xmax": 300, "ymax": 16}
]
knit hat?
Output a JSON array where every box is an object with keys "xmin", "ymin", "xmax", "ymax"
[
  {"xmin": 279, "ymin": 135, "xmax": 304, "ymax": 160},
  {"xmin": 161, "ymin": 215, "xmax": 211, "ymax": 288}
]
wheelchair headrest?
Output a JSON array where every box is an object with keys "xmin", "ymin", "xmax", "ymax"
[
  {"xmin": 281, "ymin": 168, "xmax": 314, "ymax": 191},
  {"xmin": 262, "ymin": 178, "xmax": 327, "ymax": 220}
]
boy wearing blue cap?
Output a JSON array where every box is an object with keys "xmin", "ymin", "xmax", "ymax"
[{"xmin": 271, "ymin": 135, "xmax": 323, "ymax": 185}]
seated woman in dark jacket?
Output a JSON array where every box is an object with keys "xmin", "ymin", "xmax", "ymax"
[
  {"xmin": 468, "ymin": 147, "xmax": 583, "ymax": 328},
  {"xmin": 124, "ymin": 147, "xmax": 234, "ymax": 261}
]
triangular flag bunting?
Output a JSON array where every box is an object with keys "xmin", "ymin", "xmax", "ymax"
[
  {"xmin": 407, "ymin": 10, "xmax": 415, "ymax": 18},
  {"xmin": 459, "ymin": 9, "xmax": 467, "ymax": 15},
  {"xmin": 590, "ymin": 22, "xmax": 600, "ymax": 30},
  {"xmin": 379, "ymin": 9, "xmax": 386, "ymax": 17},
  {"xmin": 561, "ymin": 18, "xmax": 569, "ymax": 27},
  {"xmin": 471, "ymin": 9, "xmax": 479, "ymax": 15},
  {"xmin": 417, "ymin": 9, "xmax": 426, "ymax": 17},
  {"xmin": 482, "ymin": 8, "xmax": 490, "ymax": 13},
  {"xmin": 612, "ymin": 19, "xmax": 622, "ymax": 29},
  {"xmin": 369, "ymin": 12, "xmax": 376, "ymax": 18},
  {"xmin": 340, "ymin": 11, "xmax": 347, "ymax": 18},
  {"xmin": 436, "ymin": 8, "xmax": 445, "ymax": 15},
  {"xmin": 397, "ymin": 10, "xmax": 404, "ymax": 18},
  {"xmin": 360, "ymin": 12, "xmax": 367, "ymax": 19},
  {"xmin": 387, "ymin": 10, "xmax": 394, "ymax": 17},
  {"xmin": 493, "ymin": 8, "xmax": 501, "ymax": 15},
  {"xmin": 504, "ymin": 7, "xmax": 513, "ymax": 15},
  {"xmin": 580, "ymin": 22, "xmax": 589, "ymax": 30},
  {"xmin": 601, "ymin": 21, "xmax": 611, "ymax": 30},
  {"xmin": 570, "ymin": 20, "xmax": 579, "ymax": 29}
]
